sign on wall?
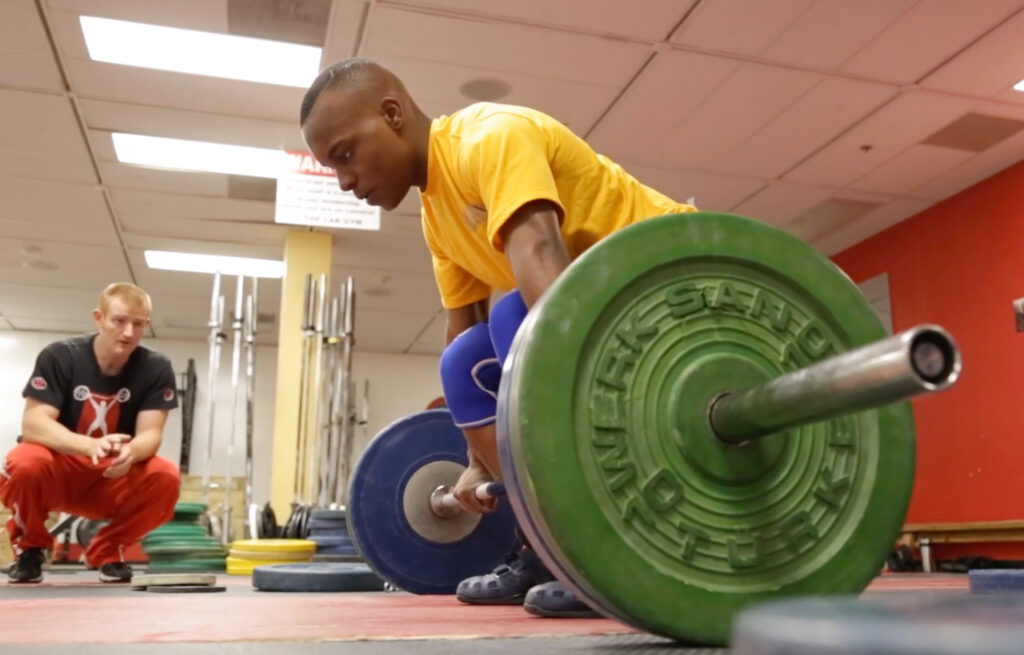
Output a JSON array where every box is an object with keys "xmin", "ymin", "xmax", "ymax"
[{"xmin": 275, "ymin": 151, "xmax": 381, "ymax": 231}]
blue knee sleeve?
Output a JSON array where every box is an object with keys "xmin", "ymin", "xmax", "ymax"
[
  {"xmin": 439, "ymin": 323, "xmax": 501, "ymax": 428},
  {"xmin": 489, "ymin": 290, "xmax": 528, "ymax": 365}
]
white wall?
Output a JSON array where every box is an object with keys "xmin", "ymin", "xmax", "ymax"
[{"xmin": 0, "ymin": 331, "xmax": 441, "ymax": 507}]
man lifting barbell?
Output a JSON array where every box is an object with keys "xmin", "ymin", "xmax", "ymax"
[
  {"xmin": 300, "ymin": 58, "xmax": 696, "ymax": 617},
  {"xmin": 1, "ymin": 283, "xmax": 181, "ymax": 584}
]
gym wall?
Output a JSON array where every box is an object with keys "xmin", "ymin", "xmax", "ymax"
[
  {"xmin": 0, "ymin": 333, "xmax": 441, "ymax": 506},
  {"xmin": 832, "ymin": 158, "xmax": 1024, "ymax": 553}
]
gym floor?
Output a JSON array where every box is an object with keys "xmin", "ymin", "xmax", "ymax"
[{"xmin": 0, "ymin": 569, "xmax": 967, "ymax": 653}]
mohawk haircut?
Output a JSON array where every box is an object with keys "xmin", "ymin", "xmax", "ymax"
[{"xmin": 300, "ymin": 58, "xmax": 377, "ymax": 126}]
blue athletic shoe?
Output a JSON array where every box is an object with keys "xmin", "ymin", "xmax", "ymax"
[
  {"xmin": 524, "ymin": 580, "xmax": 601, "ymax": 618},
  {"xmin": 456, "ymin": 548, "xmax": 553, "ymax": 605}
]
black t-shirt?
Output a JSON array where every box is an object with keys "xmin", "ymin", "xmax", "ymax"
[{"xmin": 22, "ymin": 334, "xmax": 178, "ymax": 438}]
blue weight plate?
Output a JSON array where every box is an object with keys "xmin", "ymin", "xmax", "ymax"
[
  {"xmin": 252, "ymin": 562, "xmax": 382, "ymax": 592},
  {"xmin": 309, "ymin": 535, "xmax": 353, "ymax": 548},
  {"xmin": 315, "ymin": 547, "xmax": 360, "ymax": 558},
  {"xmin": 347, "ymin": 409, "xmax": 519, "ymax": 594},
  {"xmin": 308, "ymin": 518, "xmax": 347, "ymax": 531},
  {"xmin": 732, "ymin": 593, "xmax": 1024, "ymax": 654},
  {"xmin": 308, "ymin": 527, "xmax": 348, "ymax": 537},
  {"xmin": 970, "ymin": 569, "xmax": 1024, "ymax": 594}
]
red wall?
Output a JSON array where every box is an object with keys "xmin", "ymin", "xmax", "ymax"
[{"xmin": 832, "ymin": 159, "xmax": 1024, "ymax": 550}]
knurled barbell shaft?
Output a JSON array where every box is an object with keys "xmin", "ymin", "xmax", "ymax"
[
  {"xmin": 430, "ymin": 482, "xmax": 506, "ymax": 518},
  {"xmin": 711, "ymin": 324, "xmax": 961, "ymax": 444}
]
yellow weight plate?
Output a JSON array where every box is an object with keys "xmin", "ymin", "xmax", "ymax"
[
  {"xmin": 229, "ymin": 539, "xmax": 316, "ymax": 554},
  {"xmin": 229, "ymin": 547, "xmax": 313, "ymax": 562}
]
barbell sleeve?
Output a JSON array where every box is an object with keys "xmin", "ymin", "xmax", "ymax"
[{"xmin": 710, "ymin": 324, "xmax": 961, "ymax": 444}]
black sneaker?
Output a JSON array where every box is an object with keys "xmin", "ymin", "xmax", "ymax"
[
  {"xmin": 456, "ymin": 548, "xmax": 553, "ymax": 605},
  {"xmin": 524, "ymin": 580, "xmax": 601, "ymax": 618},
  {"xmin": 7, "ymin": 547, "xmax": 45, "ymax": 583},
  {"xmin": 98, "ymin": 562, "xmax": 133, "ymax": 583}
]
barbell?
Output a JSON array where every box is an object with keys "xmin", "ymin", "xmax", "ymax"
[{"xmin": 345, "ymin": 212, "xmax": 962, "ymax": 644}]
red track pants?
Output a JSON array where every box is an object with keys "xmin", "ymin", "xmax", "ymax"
[{"xmin": 0, "ymin": 442, "xmax": 180, "ymax": 567}]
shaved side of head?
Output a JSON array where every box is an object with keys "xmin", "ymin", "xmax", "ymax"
[{"xmin": 300, "ymin": 58, "xmax": 410, "ymax": 126}]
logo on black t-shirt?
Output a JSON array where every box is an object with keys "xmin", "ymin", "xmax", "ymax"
[
  {"xmin": 74, "ymin": 385, "xmax": 131, "ymax": 437},
  {"xmin": 163, "ymin": 388, "xmax": 175, "ymax": 402},
  {"xmin": 30, "ymin": 377, "xmax": 47, "ymax": 390}
]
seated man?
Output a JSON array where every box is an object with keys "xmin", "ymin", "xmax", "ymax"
[
  {"xmin": 1, "ymin": 282, "xmax": 181, "ymax": 583},
  {"xmin": 300, "ymin": 59, "xmax": 696, "ymax": 617}
]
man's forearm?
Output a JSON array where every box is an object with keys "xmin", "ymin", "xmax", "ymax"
[
  {"xmin": 129, "ymin": 428, "xmax": 162, "ymax": 462},
  {"xmin": 21, "ymin": 415, "xmax": 88, "ymax": 456}
]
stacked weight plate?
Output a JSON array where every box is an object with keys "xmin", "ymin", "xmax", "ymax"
[
  {"xmin": 142, "ymin": 501, "xmax": 227, "ymax": 573},
  {"xmin": 307, "ymin": 509, "xmax": 361, "ymax": 561},
  {"xmin": 226, "ymin": 539, "xmax": 317, "ymax": 575}
]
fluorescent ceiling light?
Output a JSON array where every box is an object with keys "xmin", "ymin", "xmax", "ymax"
[
  {"xmin": 1015, "ymin": 78, "xmax": 1024, "ymax": 92},
  {"xmin": 80, "ymin": 15, "xmax": 321, "ymax": 88},
  {"xmin": 113, "ymin": 133, "xmax": 285, "ymax": 178},
  {"xmin": 145, "ymin": 250, "xmax": 285, "ymax": 278}
]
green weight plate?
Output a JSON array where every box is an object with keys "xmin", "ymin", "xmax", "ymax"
[
  {"xmin": 145, "ymin": 541, "xmax": 226, "ymax": 558},
  {"xmin": 146, "ymin": 558, "xmax": 226, "ymax": 573},
  {"xmin": 496, "ymin": 212, "xmax": 915, "ymax": 645},
  {"xmin": 143, "ymin": 534, "xmax": 220, "ymax": 547},
  {"xmin": 146, "ymin": 524, "xmax": 208, "ymax": 538},
  {"xmin": 174, "ymin": 501, "xmax": 208, "ymax": 516}
]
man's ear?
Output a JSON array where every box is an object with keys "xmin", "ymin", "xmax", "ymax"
[{"xmin": 380, "ymin": 97, "xmax": 404, "ymax": 130}]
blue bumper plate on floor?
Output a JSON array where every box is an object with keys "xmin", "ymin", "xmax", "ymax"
[{"xmin": 347, "ymin": 409, "xmax": 519, "ymax": 594}]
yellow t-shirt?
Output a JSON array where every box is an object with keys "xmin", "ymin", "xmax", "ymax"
[{"xmin": 419, "ymin": 103, "xmax": 696, "ymax": 309}]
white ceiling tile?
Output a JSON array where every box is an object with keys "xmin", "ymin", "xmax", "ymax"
[
  {"xmin": 717, "ymin": 77, "xmax": 897, "ymax": 178},
  {"xmin": 333, "ymin": 230, "xmax": 433, "ymax": 274},
  {"xmin": 921, "ymin": 7, "xmax": 1024, "ymax": 99},
  {"xmin": 120, "ymin": 214, "xmax": 288, "ymax": 248},
  {"xmin": 368, "ymin": 54, "xmax": 624, "ymax": 134},
  {"xmin": 811, "ymin": 197, "xmax": 935, "ymax": 255},
  {"xmin": 839, "ymin": 0, "xmax": 1024, "ymax": 84},
  {"xmin": 405, "ymin": 308, "xmax": 445, "ymax": 355},
  {"xmin": 97, "ymin": 162, "xmax": 231, "ymax": 196},
  {"xmin": 330, "ymin": 265, "xmax": 441, "ymax": 314},
  {"xmin": 0, "ymin": 1, "xmax": 63, "ymax": 91},
  {"xmin": 0, "ymin": 89, "xmax": 96, "ymax": 183},
  {"xmin": 399, "ymin": 0, "xmax": 697, "ymax": 41},
  {"xmin": 0, "ymin": 283, "xmax": 98, "ymax": 320},
  {"xmin": 0, "ymin": 240, "xmax": 131, "ymax": 289},
  {"xmin": 5, "ymin": 0, "xmax": 54, "ymax": 50},
  {"xmin": 588, "ymin": 49, "xmax": 741, "ymax": 167},
  {"xmin": 850, "ymin": 144, "xmax": 973, "ymax": 195},
  {"xmin": 80, "ymin": 101, "xmax": 305, "ymax": 150},
  {"xmin": 323, "ymin": 0, "xmax": 366, "ymax": 52},
  {"xmin": 759, "ymin": 0, "xmax": 915, "ymax": 70},
  {"xmin": 669, "ymin": 64, "xmax": 822, "ymax": 171},
  {"xmin": 362, "ymin": 5, "xmax": 651, "ymax": 86},
  {"xmin": 0, "ymin": 175, "xmax": 116, "ymax": 245},
  {"xmin": 7, "ymin": 316, "xmax": 95, "ymax": 333},
  {"xmin": 0, "ymin": 50, "xmax": 65, "ymax": 93},
  {"xmin": 43, "ymin": 0, "xmax": 230, "ymax": 60},
  {"xmin": 670, "ymin": 0, "xmax": 814, "ymax": 56},
  {"xmin": 110, "ymin": 188, "xmax": 274, "ymax": 222},
  {"xmin": 62, "ymin": 60, "xmax": 304, "ymax": 122},
  {"xmin": 732, "ymin": 181, "xmax": 834, "ymax": 226},
  {"xmin": 353, "ymin": 308, "xmax": 440, "ymax": 353},
  {"xmin": 617, "ymin": 162, "xmax": 766, "ymax": 212},
  {"xmin": 784, "ymin": 90, "xmax": 979, "ymax": 186}
]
